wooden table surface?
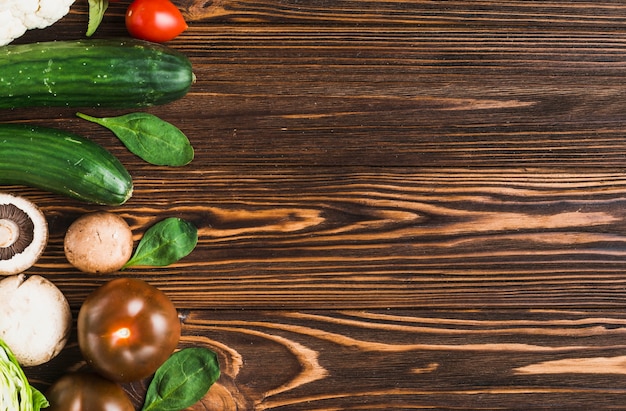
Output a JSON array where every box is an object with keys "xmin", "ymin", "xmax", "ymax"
[{"xmin": 6, "ymin": 1, "xmax": 626, "ymax": 409}]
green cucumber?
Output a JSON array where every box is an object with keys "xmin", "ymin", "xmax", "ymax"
[
  {"xmin": 0, "ymin": 38, "xmax": 194, "ymax": 108},
  {"xmin": 0, "ymin": 124, "xmax": 133, "ymax": 205}
]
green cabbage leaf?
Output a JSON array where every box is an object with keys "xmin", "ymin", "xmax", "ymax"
[{"xmin": 0, "ymin": 339, "xmax": 49, "ymax": 410}]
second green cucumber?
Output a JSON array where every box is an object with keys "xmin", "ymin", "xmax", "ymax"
[{"xmin": 0, "ymin": 124, "xmax": 133, "ymax": 205}]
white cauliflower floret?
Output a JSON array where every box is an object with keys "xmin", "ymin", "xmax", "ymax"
[
  {"xmin": 0, "ymin": 0, "xmax": 76, "ymax": 46},
  {"xmin": 0, "ymin": 10, "xmax": 27, "ymax": 44}
]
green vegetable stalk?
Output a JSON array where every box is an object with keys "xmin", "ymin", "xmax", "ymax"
[
  {"xmin": 0, "ymin": 339, "xmax": 49, "ymax": 411},
  {"xmin": 86, "ymin": 0, "xmax": 109, "ymax": 36}
]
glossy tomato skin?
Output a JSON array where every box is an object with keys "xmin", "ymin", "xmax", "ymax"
[
  {"xmin": 78, "ymin": 278, "xmax": 181, "ymax": 383},
  {"xmin": 126, "ymin": 0, "xmax": 188, "ymax": 42},
  {"xmin": 46, "ymin": 372, "xmax": 134, "ymax": 411}
]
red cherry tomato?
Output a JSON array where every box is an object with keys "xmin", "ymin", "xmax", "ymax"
[
  {"xmin": 77, "ymin": 278, "xmax": 181, "ymax": 383},
  {"xmin": 46, "ymin": 372, "xmax": 134, "ymax": 411},
  {"xmin": 125, "ymin": 0, "xmax": 188, "ymax": 42}
]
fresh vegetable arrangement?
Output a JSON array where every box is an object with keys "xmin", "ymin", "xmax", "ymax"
[
  {"xmin": 88, "ymin": 0, "xmax": 187, "ymax": 42},
  {"xmin": 1, "ymin": 0, "xmax": 188, "ymax": 47},
  {"xmin": 45, "ymin": 348, "xmax": 220, "ymax": 411},
  {"xmin": 62, "ymin": 213, "xmax": 198, "ymax": 274},
  {"xmin": 0, "ymin": 208, "xmax": 216, "ymax": 409},
  {"xmin": 0, "ymin": 0, "xmax": 221, "ymax": 409}
]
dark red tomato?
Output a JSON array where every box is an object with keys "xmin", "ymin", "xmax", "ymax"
[
  {"xmin": 77, "ymin": 278, "xmax": 181, "ymax": 383},
  {"xmin": 46, "ymin": 372, "xmax": 134, "ymax": 411},
  {"xmin": 125, "ymin": 0, "xmax": 188, "ymax": 42}
]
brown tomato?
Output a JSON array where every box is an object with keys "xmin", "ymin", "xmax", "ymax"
[{"xmin": 77, "ymin": 278, "xmax": 181, "ymax": 382}]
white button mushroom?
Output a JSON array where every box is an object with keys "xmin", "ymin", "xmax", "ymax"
[
  {"xmin": 0, "ymin": 193, "xmax": 48, "ymax": 275},
  {"xmin": 0, "ymin": 274, "xmax": 72, "ymax": 367}
]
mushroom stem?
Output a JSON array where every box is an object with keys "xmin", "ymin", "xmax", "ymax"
[{"xmin": 0, "ymin": 218, "xmax": 19, "ymax": 247}]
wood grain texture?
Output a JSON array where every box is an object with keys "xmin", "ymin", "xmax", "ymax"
[
  {"xmin": 26, "ymin": 309, "xmax": 626, "ymax": 410},
  {"xmin": 8, "ymin": 168, "xmax": 626, "ymax": 310},
  {"xmin": 6, "ymin": 0, "xmax": 626, "ymax": 409}
]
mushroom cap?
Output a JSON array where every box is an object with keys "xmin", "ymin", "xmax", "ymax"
[
  {"xmin": 64, "ymin": 211, "xmax": 134, "ymax": 274},
  {"xmin": 0, "ymin": 193, "xmax": 48, "ymax": 275},
  {"xmin": 0, "ymin": 274, "xmax": 72, "ymax": 366}
]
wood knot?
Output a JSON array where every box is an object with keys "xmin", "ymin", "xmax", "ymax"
[{"xmin": 179, "ymin": 0, "xmax": 229, "ymax": 21}]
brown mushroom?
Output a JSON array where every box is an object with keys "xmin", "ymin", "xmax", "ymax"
[
  {"xmin": 0, "ymin": 193, "xmax": 48, "ymax": 275},
  {"xmin": 64, "ymin": 211, "xmax": 134, "ymax": 274}
]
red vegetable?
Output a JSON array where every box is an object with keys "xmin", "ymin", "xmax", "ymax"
[
  {"xmin": 46, "ymin": 372, "xmax": 134, "ymax": 411},
  {"xmin": 125, "ymin": 0, "xmax": 188, "ymax": 42},
  {"xmin": 77, "ymin": 278, "xmax": 181, "ymax": 382}
]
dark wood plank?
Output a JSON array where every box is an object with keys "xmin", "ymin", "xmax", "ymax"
[
  {"xmin": 176, "ymin": 0, "xmax": 626, "ymax": 30},
  {"xmin": 7, "ymin": 167, "xmax": 626, "ymax": 310},
  {"xmin": 26, "ymin": 308, "xmax": 626, "ymax": 410}
]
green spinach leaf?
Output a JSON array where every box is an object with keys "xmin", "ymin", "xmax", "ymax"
[
  {"xmin": 124, "ymin": 218, "xmax": 198, "ymax": 268},
  {"xmin": 86, "ymin": 0, "xmax": 108, "ymax": 36},
  {"xmin": 142, "ymin": 347, "xmax": 220, "ymax": 411},
  {"xmin": 77, "ymin": 112, "xmax": 194, "ymax": 166}
]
